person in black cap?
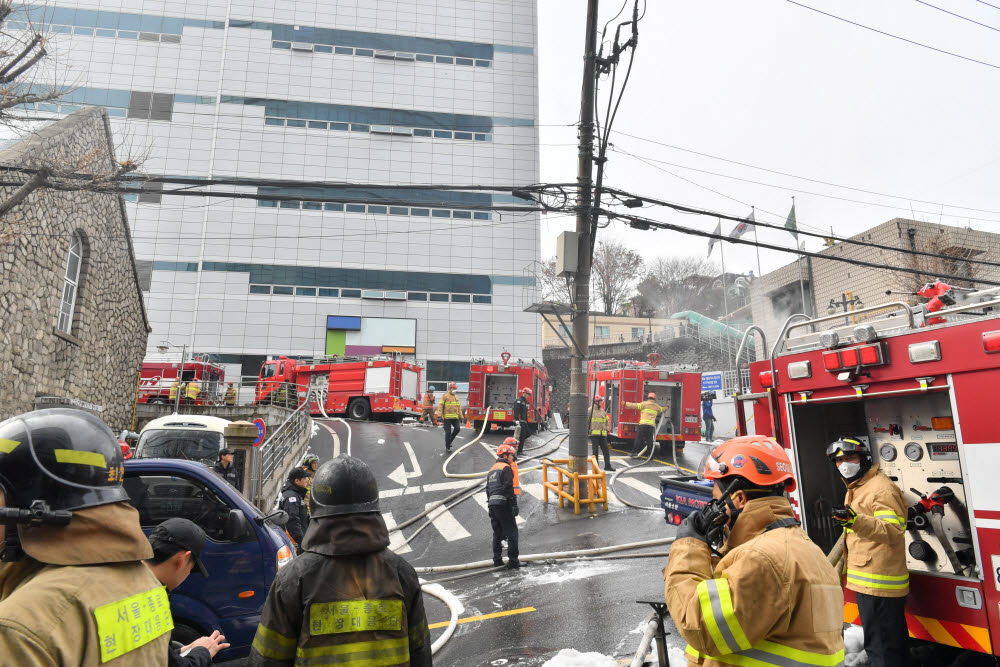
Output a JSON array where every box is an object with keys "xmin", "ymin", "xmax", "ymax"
[
  {"xmin": 143, "ymin": 518, "xmax": 229, "ymax": 666},
  {"xmin": 279, "ymin": 468, "xmax": 311, "ymax": 553},
  {"xmin": 211, "ymin": 447, "xmax": 240, "ymax": 490}
]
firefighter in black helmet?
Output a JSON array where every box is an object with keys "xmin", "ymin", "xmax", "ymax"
[
  {"xmin": 0, "ymin": 409, "xmax": 172, "ymax": 665},
  {"xmin": 249, "ymin": 455, "xmax": 431, "ymax": 666}
]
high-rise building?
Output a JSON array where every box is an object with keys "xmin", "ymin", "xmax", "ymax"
[{"xmin": 24, "ymin": 0, "xmax": 542, "ymax": 387}]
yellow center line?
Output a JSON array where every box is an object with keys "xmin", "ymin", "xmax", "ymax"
[
  {"xmin": 608, "ymin": 446, "xmax": 699, "ymax": 475},
  {"xmin": 428, "ymin": 606, "xmax": 536, "ymax": 630}
]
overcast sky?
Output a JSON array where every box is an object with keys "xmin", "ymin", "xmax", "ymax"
[{"xmin": 536, "ymin": 0, "xmax": 1000, "ymax": 278}]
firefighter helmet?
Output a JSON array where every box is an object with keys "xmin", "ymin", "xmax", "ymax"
[
  {"xmin": 301, "ymin": 453, "xmax": 319, "ymax": 467},
  {"xmin": 702, "ymin": 435, "xmax": 796, "ymax": 493},
  {"xmin": 522, "ymin": 387, "xmax": 532, "ymax": 394},
  {"xmin": 825, "ymin": 437, "xmax": 871, "ymax": 462},
  {"xmin": 647, "ymin": 392, "xmax": 656, "ymax": 399},
  {"xmin": 449, "ymin": 382, "xmax": 458, "ymax": 390},
  {"xmin": 310, "ymin": 455, "xmax": 380, "ymax": 518},
  {"xmin": 0, "ymin": 409, "xmax": 129, "ymax": 516},
  {"xmin": 497, "ymin": 440, "xmax": 517, "ymax": 460},
  {"xmin": 594, "ymin": 396, "xmax": 603, "ymax": 405}
]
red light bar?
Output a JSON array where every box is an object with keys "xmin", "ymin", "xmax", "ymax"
[
  {"xmin": 822, "ymin": 352, "xmax": 841, "ymax": 370},
  {"xmin": 840, "ymin": 348, "xmax": 859, "ymax": 367},
  {"xmin": 759, "ymin": 371, "xmax": 775, "ymax": 388},
  {"xmin": 821, "ymin": 343, "xmax": 884, "ymax": 373},
  {"xmin": 984, "ymin": 330, "xmax": 1000, "ymax": 354},
  {"xmin": 859, "ymin": 345, "xmax": 880, "ymax": 365}
]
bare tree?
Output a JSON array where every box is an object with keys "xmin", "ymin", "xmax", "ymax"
[
  {"xmin": 632, "ymin": 255, "xmax": 723, "ymax": 318},
  {"xmin": 591, "ymin": 238, "xmax": 644, "ymax": 315},
  {"xmin": 540, "ymin": 255, "xmax": 574, "ymax": 304},
  {"xmin": 883, "ymin": 226, "xmax": 986, "ymax": 300}
]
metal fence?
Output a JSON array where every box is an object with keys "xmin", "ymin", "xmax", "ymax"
[{"xmin": 251, "ymin": 396, "xmax": 312, "ymax": 509}]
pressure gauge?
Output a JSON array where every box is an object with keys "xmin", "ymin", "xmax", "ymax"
[
  {"xmin": 904, "ymin": 442, "xmax": 924, "ymax": 462},
  {"xmin": 879, "ymin": 443, "xmax": 898, "ymax": 462}
]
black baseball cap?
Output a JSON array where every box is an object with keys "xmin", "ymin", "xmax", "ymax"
[
  {"xmin": 150, "ymin": 518, "xmax": 209, "ymax": 576},
  {"xmin": 219, "ymin": 447, "xmax": 235, "ymax": 456}
]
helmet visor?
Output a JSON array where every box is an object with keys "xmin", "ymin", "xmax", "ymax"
[{"xmin": 699, "ymin": 451, "xmax": 728, "ymax": 480}]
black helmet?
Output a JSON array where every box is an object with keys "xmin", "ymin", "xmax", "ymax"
[
  {"xmin": 0, "ymin": 409, "xmax": 129, "ymax": 517},
  {"xmin": 310, "ymin": 455, "xmax": 379, "ymax": 518},
  {"xmin": 825, "ymin": 437, "xmax": 871, "ymax": 461}
]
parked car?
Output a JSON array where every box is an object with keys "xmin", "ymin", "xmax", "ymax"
[
  {"xmin": 123, "ymin": 457, "xmax": 294, "ymax": 659},
  {"xmin": 134, "ymin": 415, "xmax": 232, "ymax": 464}
]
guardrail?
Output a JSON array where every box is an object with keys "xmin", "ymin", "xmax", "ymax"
[
  {"xmin": 542, "ymin": 456, "xmax": 609, "ymax": 514},
  {"xmin": 250, "ymin": 397, "xmax": 312, "ymax": 510},
  {"xmin": 138, "ymin": 376, "xmax": 297, "ymax": 409}
]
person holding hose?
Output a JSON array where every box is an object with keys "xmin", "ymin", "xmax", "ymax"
[
  {"xmin": 512, "ymin": 387, "xmax": 533, "ymax": 455},
  {"xmin": 625, "ymin": 392, "xmax": 664, "ymax": 458},
  {"xmin": 664, "ymin": 435, "xmax": 845, "ymax": 667},
  {"xmin": 589, "ymin": 397, "xmax": 613, "ymax": 471},
  {"xmin": 487, "ymin": 440, "xmax": 521, "ymax": 569},
  {"xmin": 827, "ymin": 437, "xmax": 908, "ymax": 667},
  {"xmin": 439, "ymin": 382, "xmax": 463, "ymax": 452}
]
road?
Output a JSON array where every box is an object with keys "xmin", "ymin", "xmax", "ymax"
[{"xmin": 301, "ymin": 417, "xmax": 713, "ymax": 665}]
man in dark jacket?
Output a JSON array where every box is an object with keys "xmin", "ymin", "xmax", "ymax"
[
  {"xmin": 512, "ymin": 387, "xmax": 533, "ymax": 455},
  {"xmin": 486, "ymin": 441, "xmax": 520, "ymax": 569},
  {"xmin": 211, "ymin": 448, "xmax": 240, "ymax": 490},
  {"xmin": 279, "ymin": 468, "xmax": 311, "ymax": 553},
  {"xmin": 249, "ymin": 455, "xmax": 432, "ymax": 666}
]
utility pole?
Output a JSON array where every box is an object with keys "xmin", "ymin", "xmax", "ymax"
[{"xmin": 569, "ymin": 0, "xmax": 600, "ymax": 481}]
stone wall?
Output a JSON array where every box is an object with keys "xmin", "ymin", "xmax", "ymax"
[{"xmin": 0, "ymin": 108, "xmax": 149, "ymax": 431}]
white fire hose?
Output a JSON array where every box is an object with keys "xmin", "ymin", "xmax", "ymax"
[
  {"xmin": 310, "ymin": 390, "xmax": 352, "ymax": 456},
  {"xmin": 630, "ymin": 611, "xmax": 659, "ymax": 667}
]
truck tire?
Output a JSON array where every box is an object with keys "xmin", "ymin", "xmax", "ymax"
[
  {"xmin": 348, "ymin": 398, "xmax": 371, "ymax": 421},
  {"xmin": 150, "ymin": 398, "xmax": 167, "ymax": 405},
  {"xmin": 473, "ymin": 420, "xmax": 484, "ymax": 434}
]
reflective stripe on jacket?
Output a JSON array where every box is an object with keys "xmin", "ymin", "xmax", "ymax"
[
  {"xmin": 224, "ymin": 388, "xmax": 237, "ymax": 405},
  {"xmin": 843, "ymin": 467, "xmax": 909, "ymax": 597},
  {"xmin": 665, "ymin": 497, "xmax": 845, "ymax": 667},
  {"xmin": 168, "ymin": 382, "xmax": 178, "ymax": 400},
  {"xmin": 440, "ymin": 392, "xmax": 463, "ymax": 419},
  {"xmin": 589, "ymin": 408, "xmax": 609, "ymax": 435},
  {"xmin": 626, "ymin": 400, "xmax": 663, "ymax": 426},
  {"xmin": 421, "ymin": 393, "xmax": 435, "ymax": 408},
  {"xmin": 486, "ymin": 461, "xmax": 515, "ymax": 505},
  {"xmin": 185, "ymin": 381, "xmax": 200, "ymax": 399}
]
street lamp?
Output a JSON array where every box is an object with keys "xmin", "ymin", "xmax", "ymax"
[{"xmin": 156, "ymin": 340, "xmax": 187, "ymax": 414}]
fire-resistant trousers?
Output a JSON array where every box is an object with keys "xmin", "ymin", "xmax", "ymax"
[
  {"xmin": 634, "ymin": 424, "xmax": 655, "ymax": 455},
  {"xmin": 590, "ymin": 434, "xmax": 612, "ymax": 469},
  {"xmin": 443, "ymin": 418, "xmax": 461, "ymax": 450},
  {"xmin": 420, "ymin": 408, "xmax": 437, "ymax": 425},
  {"xmin": 489, "ymin": 503, "xmax": 519, "ymax": 564},
  {"xmin": 516, "ymin": 421, "xmax": 533, "ymax": 454},
  {"xmin": 856, "ymin": 592, "xmax": 909, "ymax": 667}
]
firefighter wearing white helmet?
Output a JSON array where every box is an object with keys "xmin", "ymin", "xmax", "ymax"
[
  {"xmin": 827, "ymin": 437, "xmax": 908, "ymax": 667},
  {"xmin": 664, "ymin": 435, "xmax": 845, "ymax": 667}
]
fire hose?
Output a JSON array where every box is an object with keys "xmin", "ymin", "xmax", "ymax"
[
  {"xmin": 608, "ymin": 411, "xmax": 679, "ymax": 512},
  {"xmin": 310, "ymin": 390, "xmax": 352, "ymax": 456}
]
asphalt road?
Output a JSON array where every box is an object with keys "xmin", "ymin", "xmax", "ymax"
[{"xmin": 297, "ymin": 418, "xmax": 715, "ymax": 666}]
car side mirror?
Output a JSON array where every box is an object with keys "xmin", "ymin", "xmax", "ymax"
[
  {"xmin": 223, "ymin": 508, "xmax": 251, "ymax": 541},
  {"xmin": 255, "ymin": 509, "xmax": 289, "ymax": 528}
]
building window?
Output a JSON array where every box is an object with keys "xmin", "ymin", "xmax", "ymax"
[
  {"xmin": 632, "ymin": 327, "xmax": 644, "ymax": 340},
  {"xmin": 138, "ymin": 179, "xmax": 163, "ymax": 203},
  {"xmin": 136, "ymin": 259, "xmax": 152, "ymax": 292},
  {"xmin": 429, "ymin": 293, "xmax": 449, "ymax": 302},
  {"xmin": 472, "ymin": 295, "xmax": 491, "ymax": 304},
  {"xmin": 272, "ymin": 285, "xmax": 294, "ymax": 295},
  {"xmin": 127, "ymin": 91, "xmax": 174, "ymax": 121},
  {"xmin": 594, "ymin": 326, "xmax": 610, "ymax": 338},
  {"xmin": 318, "ymin": 288, "xmax": 339, "ymax": 297},
  {"xmin": 426, "ymin": 360, "xmax": 471, "ymax": 385},
  {"xmin": 57, "ymin": 232, "xmax": 84, "ymax": 334},
  {"xmin": 249, "ymin": 285, "xmax": 271, "ymax": 294}
]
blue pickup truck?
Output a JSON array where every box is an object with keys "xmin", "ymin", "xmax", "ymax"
[
  {"xmin": 660, "ymin": 474, "xmax": 714, "ymax": 526},
  {"xmin": 123, "ymin": 458, "xmax": 295, "ymax": 660}
]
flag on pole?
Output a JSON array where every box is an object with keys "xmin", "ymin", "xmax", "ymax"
[
  {"xmin": 785, "ymin": 201, "xmax": 798, "ymax": 240},
  {"xmin": 729, "ymin": 210, "xmax": 755, "ymax": 240},
  {"xmin": 707, "ymin": 219, "xmax": 722, "ymax": 257}
]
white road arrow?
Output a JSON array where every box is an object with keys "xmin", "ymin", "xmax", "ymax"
[{"xmin": 387, "ymin": 441, "xmax": 422, "ymax": 487}]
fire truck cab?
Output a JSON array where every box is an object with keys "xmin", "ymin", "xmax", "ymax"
[
  {"xmin": 738, "ymin": 291, "xmax": 1000, "ymax": 657},
  {"xmin": 139, "ymin": 358, "xmax": 226, "ymax": 405},
  {"xmin": 466, "ymin": 353, "xmax": 550, "ymax": 431},
  {"xmin": 588, "ymin": 354, "xmax": 702, "ymax": 453}
]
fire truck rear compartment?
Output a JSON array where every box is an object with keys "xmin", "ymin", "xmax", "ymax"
[
  {"xmin": 484, "ymin": 373, "xmax": 518, "ymax": 412},
  {"xmin": 645, "ymin": 382, "xmax": 682, "ymax": 440}
]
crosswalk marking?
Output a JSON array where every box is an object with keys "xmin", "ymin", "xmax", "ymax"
[
  {"xmin": 472, "ymin": 493, "xmax": 526, "ymax": 527},
  {"xmin": 616, "ymin": 475, "xmax": 663, "ymax": 500},
  {"xmin": 424, "ymin": 502, "xmax": 471, "ymax": 541},
  {"xmin": 382, "ymin": 512, "xmax": 412, "ymax": 554},
  {"xmin": 421, "ymin": 480, "xmax": 476, "ymax": 493},
  {"xmin": 519, "ymin": 482, "xmax": 545, "ymax": 501}
]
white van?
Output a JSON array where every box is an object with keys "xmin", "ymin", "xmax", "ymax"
[{"xmin": 135, "ymin": 415, "xmax": 233, "ymax": 465}]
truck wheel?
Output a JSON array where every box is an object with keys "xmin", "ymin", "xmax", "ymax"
[
  {"xmin": 348, "ymin": 398, "xmax": 371, "ymax": 421},
  {"xmin": 473, "ymin": 420, "xmax": 484, "ymax": 434},
  {"xmin": 150, "ymin": 398, "xmax": 167, "ymax": 405}
]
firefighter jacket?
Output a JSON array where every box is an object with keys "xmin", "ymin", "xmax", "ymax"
[
  {"xmin": 486, "ymin": 460, "xmax": 519, "ymax": 507},
  {"xmin": 664, "ymin": 496, "xmax": 845, "ymax": 667},
  {"xmin": 249, "ymin": 512, "xmax": 431, "ymax": 667},
  {"xmin": 589, "ymin": 407, "xmax": 609, "ymax": 435},
  {"xmin": 420, "ymin": 392, "xmax": 435, "ymax": 409},
  {"xmin": 225, "ymin": 387, "xmax": 237, "ymax": 405},
  {"xmin": 439, "ymin": 391, "xmax": 463, "ymax": 420},
  {"xmin": 212, "ymin": 460, "xmax": 241, "ymax": 490},
  {"xmin": 185, "ymin": 380, "xmax": 201, "ymax": 400},
  {"xmin": 843, "ymin": 466, "xmax": 909, "ymax": 598},
  {"xmin": 280, "ymin": 482, "xmax": 311, "ymax": 548},
  {"xmin": 0, "ymin": 502, "xmax": 172, "ymax": 666},
  {"xmin": 169, "ymin": 381, "xmax": 179, "ymax": 401},
  {"xmin": 626, "ymin": 399, "xmax": 664, "ymax": 426},
  {"xmin": 513, "ymin": 396, "xmax": 530, "ymax": 422}
]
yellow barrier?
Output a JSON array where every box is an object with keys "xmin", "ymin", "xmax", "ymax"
[{"xmin": 542, "ymin": 456, "xmax": 609, "ymax": 514}]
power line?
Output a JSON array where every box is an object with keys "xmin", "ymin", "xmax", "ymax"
[
  {"xmin": 913, "ymin": 0, "xmax": 1000, "ymax": 33},
  {"xmin": 786, "ymin": 0, "xmax": 1000, "ymax": 70},
  {"xmin": 972, "ymin": 0, "xmax": 1000, "ymax": 11}
]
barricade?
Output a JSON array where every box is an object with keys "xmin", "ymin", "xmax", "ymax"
[{"xmin": 542, "ymin": 456, "xmax": 609, "ymax": 514}]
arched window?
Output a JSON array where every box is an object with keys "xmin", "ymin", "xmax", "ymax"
[{"xmin": 56, "ymin": 231, "xmax": 84, "ymax": 334}]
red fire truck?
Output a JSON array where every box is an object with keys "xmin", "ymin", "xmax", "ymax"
[
  {"xmin": 588, "ymin": 353, "xmax": 702, "ymax": 453},
  {"xmin": 466, "ymin": 352, "xmax": 550, "ymax": 431},
  {"xmin": 736, "ymin": 283, "xmax": 1000, "ymax": 657},
  {"xmin": 138, "ymin": 357, "xmax": 226, "ymax": 405},
  {"xmin": 256, "ymin": 355, "xmax": 422, "ymax": 420}
]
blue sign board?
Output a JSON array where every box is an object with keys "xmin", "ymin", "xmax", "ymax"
[{"xmin": 701, "ymin": 373, "xmax": 723, "ymax": 391}]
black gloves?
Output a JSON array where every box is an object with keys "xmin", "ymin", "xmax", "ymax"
[
  {"xmin": 832, "ymin": 505, "xmax": 857, "ymax": 528},
  {"xmin": 676, "ymin": 513, "xmax": 709, "ymax": 545},
  {"xmin": 511, "ymin": 500, "xmax": 520, "ymax": 517}
]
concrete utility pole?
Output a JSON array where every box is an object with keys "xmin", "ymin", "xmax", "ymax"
[{"xmin": 568, "ymin": 0, "xmax": 600, "ymax": 480}]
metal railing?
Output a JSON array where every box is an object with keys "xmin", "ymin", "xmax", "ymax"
[{"xmin": 251, "ymin": 396, "xmax": 312, "ymax": 509}]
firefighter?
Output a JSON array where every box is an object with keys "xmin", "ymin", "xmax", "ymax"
[
  {"xmin": 487, "ymin": 439, "xmax": 521, "ymax": 569},
  {"xmin": 0, "ymin": 409, "xmax": 172, "ymax": 665},
  {"xmin": 589, "ymin": 396, "xmax": 613, "ymax": 471},
  {"xmin": 169, "ymin": 378, "xmax": 179, "ymax": 404},
  {"xmin": 827, "ymin": 437, "xmax": 908, "ymax": 667},
  {"xmin": 224, "ymin": 382, "xmax": 237, "ymax": 406},
  {"xmin": 248, "ymin": 455, "xmax": 431, "ymax": 666},
  {"xmin": 212, "ymin": 447, "xmax": 240, "ymax": 490},
  {"xmin": 625, "ymin": 392, "xmax": 664, "ymax": 457},
  {"xmin": 279, "ymin": 468, "xmax": 311, "ymax": 554},
  {"xmin": 664, "ymin": 435, "xmax": 845, "ymax": 667},
  {"xmin": 512, "ymin": 387, "xmax": 533, "ymax": 455},
  {"xmin": 440, "ymin": 382, "xmax": 464, "ymax": 452},
  {"xmin": 185, "ymin": 378, "xmax": 201, "ymax": 404},
  {"xmin": 419, "ymin": 389, "xmax": 438, "ymax": 426}
]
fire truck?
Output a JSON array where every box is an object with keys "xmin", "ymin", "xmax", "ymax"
[
  {"xmin": 466, "ymin": 352, "xmax": 550, "ymax": 431},
  {"xmin": 255, "ymin": 355, "xmax": 422, "ymax": 420},
  {"xmin": 736, "ymin": 282, "xmax": 1000, "ymax": 657},
  {"xmin": 138, "ymin": 357, "xmax": 226, "ymax": 405},
  {"xmin": 588, "ymin": 353, "xmax": 702, "ymax": 453}
]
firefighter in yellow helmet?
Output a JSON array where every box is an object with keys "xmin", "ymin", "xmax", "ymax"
[
  {"xmin": 827, "ymin": 437, "xmax": 908, "ymax": 667},
  {"xmin": 664, "ymin": 435, "xmax": 844, "ymax": 667},
  {"xmin": 625, "ymin": 392, "xmax": 664, "ymax": 457}
]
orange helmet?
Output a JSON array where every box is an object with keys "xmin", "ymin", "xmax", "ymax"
[
  {"xmin": 702, "ymin": 435, "xmax": 796, "ymax": 492},
  {"xmin": 647, "ymin": 392, "xmax": 656, "ymax": 399},
  {"xmin": 497, "ymin": 439, "xmax": 517, "ymax": 459},
  {"xmin": 522, "ymin": 387, "xmax": 532, "ymax": 394},
  {"xmin": 449, "ymin": 382, "xmax": 458, "ymax": 390}
]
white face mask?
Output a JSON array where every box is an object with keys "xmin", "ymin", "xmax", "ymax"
[{"xmin": 838, "ymin": 461, "xmax": 861, "ymax": 478}]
